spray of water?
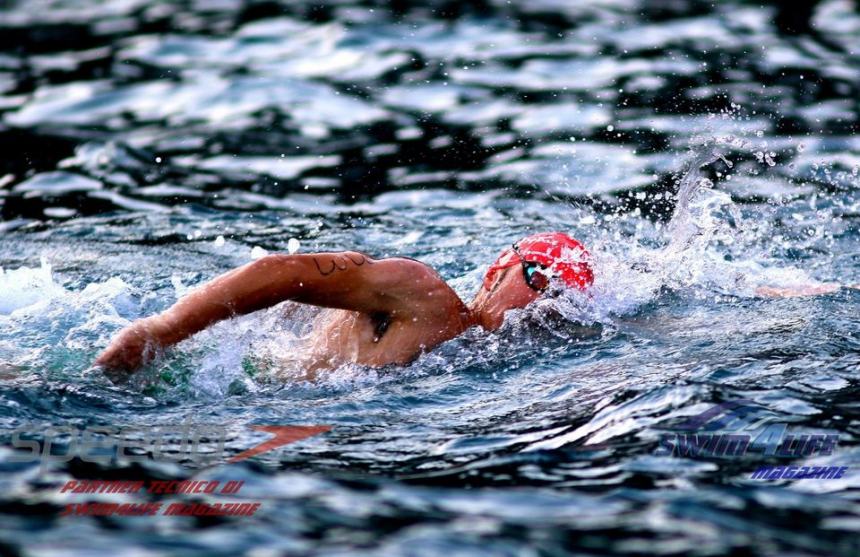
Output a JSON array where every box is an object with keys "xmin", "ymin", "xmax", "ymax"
[
  {"xmin": 522, "ymin": 125, "xmax": 838, "ymax": 340},
  {"xmin": 0, "ymin": 121, "xmax": 847, "ymax": 392}
]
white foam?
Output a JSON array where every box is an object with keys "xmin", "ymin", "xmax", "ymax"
[{"xmin": 0, "ymin": 257, "xmax": 66, "ymax": 315}]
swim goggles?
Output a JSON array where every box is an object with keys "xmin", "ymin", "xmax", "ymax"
[{"xmin": 512, "ymin": 243, "xmax": 551, "ymax": 292}]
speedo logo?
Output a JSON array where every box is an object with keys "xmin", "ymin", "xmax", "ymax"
[{"xmin": 5, "ymin": 422, "xmax": 331, "ymax": 470}]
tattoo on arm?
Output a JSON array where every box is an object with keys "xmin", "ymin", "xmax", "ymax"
[{"xmin": 312, "ymin": 253, "xmax": 371, "ymax": 276}]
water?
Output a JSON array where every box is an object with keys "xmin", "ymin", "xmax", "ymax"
[{"xmin": 1, "ymin": 0, "xmax": 860, "ymax": 555}]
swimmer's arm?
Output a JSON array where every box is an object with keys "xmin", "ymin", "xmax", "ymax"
[
  {"xmin": 754, "ymin": 283, "xmax": 857, "ymax": 298},
  {"xmin": 95, "ymin": 252, "xmax": 443, "ymax": 373},
  {"xmin": 152, "ymin": 252, "xmax": 442, "ymax": 341}
]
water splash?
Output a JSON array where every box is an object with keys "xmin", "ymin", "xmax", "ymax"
[
  {"xmin": 530, "ymin": 128, "xmax": 836, "ymax": 336},
  {"xmin": 0, "ymin": 257, "xmax": 65, "ymax": 315},
  {"xmin": 0, "ymin": 127, "xmax": 843, "ymax": 392}
]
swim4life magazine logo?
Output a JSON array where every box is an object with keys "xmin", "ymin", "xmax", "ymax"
[
  {"xmin": 654, "ymin": 399, "xmax": 849, "ymax": 481},
  {"xmin": 3, "ymin": 422, "xmax": 331, "ymax": 470}
]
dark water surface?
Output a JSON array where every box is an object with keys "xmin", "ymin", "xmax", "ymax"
[{"xmin": 1, "ymin": 1, "xmax": 860, "ymax": 555}]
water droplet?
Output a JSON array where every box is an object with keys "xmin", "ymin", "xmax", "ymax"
[{"xmin": 765, "ymin": 152, "xmax": 776, "ymax": 167}]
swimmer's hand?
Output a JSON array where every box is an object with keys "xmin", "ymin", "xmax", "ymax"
[
  {"xmin": 95, "ymin": 317, "xmax": 168, "ymax": 381},
  {"xmin": 755, "ymin": 283, "xmax": 841, "ymax": 298}
]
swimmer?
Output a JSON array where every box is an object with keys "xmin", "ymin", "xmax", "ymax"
[
  {"xmin": 94, "ymin": 231, "xmax": 853, "ymax": 380},
  {"xmin": 95, "ymin": 232, "xmax": 593, "ymax": 378}
]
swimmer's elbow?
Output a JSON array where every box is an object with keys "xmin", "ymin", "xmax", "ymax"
[
  {"xmin": 246, "ymin": 254, "xmax": 307, "ymax": 301},
  {"xmin": 251, "ymin": 251, "xmax": 371, "ymax": 300}
]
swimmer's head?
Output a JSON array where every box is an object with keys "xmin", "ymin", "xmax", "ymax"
[{"xmin": 471, "ymin": 232, "xmax": 593, "ymax": 330}]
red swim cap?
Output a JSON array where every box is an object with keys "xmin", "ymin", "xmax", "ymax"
[{"xmin": 483, "ymin": 232, "xmax": 593, "ymax": 291}]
